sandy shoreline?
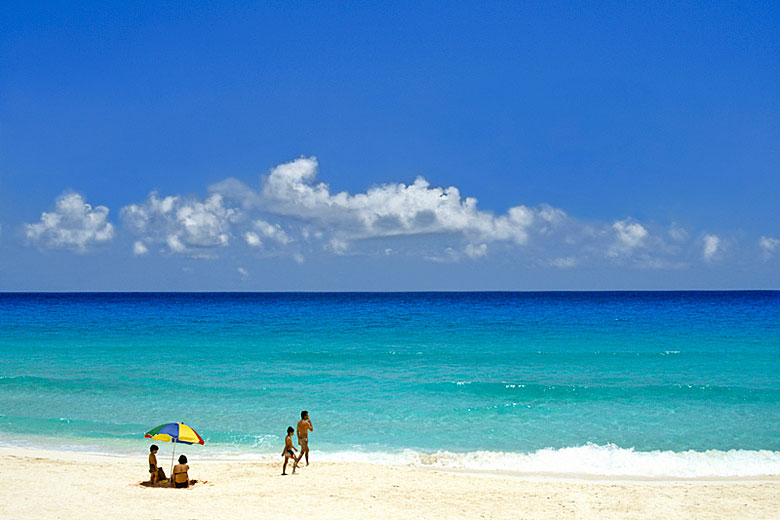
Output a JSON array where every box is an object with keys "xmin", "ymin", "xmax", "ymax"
[{"xmin": 1, "ymin": 447, "xmax": 778, "ymax": 519}]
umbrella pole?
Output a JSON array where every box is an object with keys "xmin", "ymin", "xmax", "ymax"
[{"xmin": 170, "ymin": 442, "xmax": 176, "ymax": 482}]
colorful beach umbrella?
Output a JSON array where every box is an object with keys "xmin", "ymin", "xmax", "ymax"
[
  {"xmin": 144, "ymin": 422, "xmax": 204, "ymax": 479},
  {"xmin": 145, "ymin": 422, "xmax": 205, "ymax": 445}
]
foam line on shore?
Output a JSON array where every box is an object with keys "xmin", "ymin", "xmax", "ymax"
[
  {"xmin": 313, "ymin": 444, "xmax": 780, "ymax": 478},
  {"xmin": 4, "ymin": 437, "xmax": 778, "ymax": 478}
]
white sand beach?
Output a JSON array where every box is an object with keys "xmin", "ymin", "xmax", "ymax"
[{"xmin": 1, "ymin": 447, "xmax": 778, "ymax": 519}]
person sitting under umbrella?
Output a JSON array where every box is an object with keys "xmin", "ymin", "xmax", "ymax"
[
  {"xmin": 144, "ymin": 422, "xmax": 204, "ymax": 481},
  {"xmin": 172, "ymin": 454, "xmax": 190, "ymax": 488}
]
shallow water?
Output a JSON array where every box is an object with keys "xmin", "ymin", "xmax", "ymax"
[{"xmin": 1, "ymin": 292, "xmax": 779, "ymax": 476}]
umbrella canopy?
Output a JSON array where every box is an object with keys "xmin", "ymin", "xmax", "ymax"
[{"xmin": 145, "ymin": 422, "xmax": 204, "ymax": 445}]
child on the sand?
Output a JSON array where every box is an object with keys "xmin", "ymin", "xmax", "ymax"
[
  {"xmin": 148, "ymin": 445, "xmax": 164, "ymax": 484},
  {"xmin": 281, "ymin": 426, "xmax": 298, "ymax": 475}
]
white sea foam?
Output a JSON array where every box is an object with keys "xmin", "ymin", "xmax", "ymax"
[
  {"xmin": 3, "ymin": 437, "xmax": 779, "ymax": 477},
  {"xmin": 314, "ymin": 444, "xmax": 780, "ymax": 478}
]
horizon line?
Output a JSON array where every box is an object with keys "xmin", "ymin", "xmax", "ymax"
[{"xmin": 1, "ymin": 289, "xmax": 778, "ymax": 294}]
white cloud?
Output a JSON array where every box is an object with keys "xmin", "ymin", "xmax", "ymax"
[
  {"xmin": 252, "ymin": 219, "xmax": 290, "ymax": 245},
  {"xmin": 237, "ymin": 267, "xmax": 249, "ymax": 279},
  {"xmin": 121, "ymin": 191, "xmax": 240, "ymax": 255},
  {"xmin": 243, "ymin": 220, "xmax": 293, "ymax": 254},
  {"xmin": 252, "ymin": 157, "xmax": 565, "ymax": 246},
  {"xmin": 133, "ymin": 241, "xmax": 149, "ymax": 256},
  {"xmin": 244, "ymin": 231, "xmax": 262, "ymax": 248},
  {"xmin": 536, "ymin": 204, "xmax": 567, "ymax": 233},
  {"xmin": 759, "ymin": 236, "xmax": 780, "ymax": 258},
  {"xmin": 25, "ymin": 192, "xmax": 114, "ymax": 251},
  {"xmin": 110, "ymin": 157, "xmax": 735, "ymax": 270},
  {"xmin": 464, "ymin": 243, "xmax": 487, "ymax": 259},
  {"xmin": 208, "ymin": 178, "xmax": 259, "ymax": 208},
  {"xmin": 609, "ymin": 219, "xmax": 647, "ymax": 257},
  {"xmin": 703, "ymin": 234, "xmax": 720, "ymax": 261},
  {"xmin": 166, "ymin": 234, "xmax": 186, "ymax": 253}
]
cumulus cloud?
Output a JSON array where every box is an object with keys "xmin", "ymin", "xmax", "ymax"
[
  {"xmin": 237, "ymin": 267, "xmax": 249, "ymax": 279},
  {"xmin": 252, "ymin": 219, "xmax": 290, "ymax": 245},
  {"xmin": 608, "ymin": 219, "xmax": 647, "ymax": 257},
  {"xmin": 244, "ymin": 231, "xmax": 262, "ymax": 247},
  {"xmin": 759, "ymin": 236, "xmax": 780, "ymax": 258},
  {"xmin": 243, "ymin": 220, "xmax": 291, "ymax": 251},
  {"xmin": 251, "ymin": 157, "xmax": 565, "ymax": 246},
  {"xmin": 25, "ymin": 192, "xmax": 114, "ymax": 251},
  {"xmin": 166, "ymin": 234, "xmax": 186, "ymax": 253},
  {"xmin": 702, "ymin": 234, "xmax": 720, "ymax": 261},
  {"xmin": 121, "ymin": 192, "xmax": 240, "ymax": 255},
  {"xmin": 133, "ymin": 241, "xmax": 149, "ymax": 256}
]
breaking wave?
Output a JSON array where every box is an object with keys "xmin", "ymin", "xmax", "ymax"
[{"xmin": 316, "ymin": 443, "xmax": 780, "ymax": 478}]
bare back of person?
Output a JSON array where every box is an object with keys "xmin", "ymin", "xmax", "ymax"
[
  {"xmin": 296, "ymin": 419, "xmax": 311, "ymax": 441},
  {"xmin": 173, "ymin": 464, "xmax": 189, "ymax": 486}
]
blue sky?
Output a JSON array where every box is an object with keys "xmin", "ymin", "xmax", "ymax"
[{"xmin": 1, "ymin": 1, "xmax": 778, "ymax": 290}]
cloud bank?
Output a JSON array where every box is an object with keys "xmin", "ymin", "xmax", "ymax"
[{"xmin": 21, "ymin": 157, "xmax": 773, "ymax": 272}]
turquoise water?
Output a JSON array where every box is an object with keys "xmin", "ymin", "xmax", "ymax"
[{"xmin": 1, "ymin": 292, "xmax": 779, "ymax": 476}]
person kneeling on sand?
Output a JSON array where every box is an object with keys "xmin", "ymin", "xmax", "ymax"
[
  {"xmin": 282, "ymin": 426, "xmax": 298, "ymax": 475},
  {"xmin": 172, "ymin": 455, "xmax": 190, "ymax": 488}
]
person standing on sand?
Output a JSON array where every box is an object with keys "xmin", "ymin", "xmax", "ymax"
[
  {"xmin": 296, "ymin": 410, "xmax": 313, "ymax": 466},
  {"xmin": 148, "ymin": 445, "xmax": 161, "ymax": 484}
]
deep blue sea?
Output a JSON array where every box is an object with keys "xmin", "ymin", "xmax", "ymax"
[{"xmin": 1, "ymin": 292, "xmax": 779, "ymax": 476}]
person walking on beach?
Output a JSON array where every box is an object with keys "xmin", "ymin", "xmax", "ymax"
[
  {"xmin": 296, "ymin": 410, "xmax": 313, "ymax": 466},
  {"xmin": 281, "ymin": 426, "xmax": 298, "ymax": 475}
]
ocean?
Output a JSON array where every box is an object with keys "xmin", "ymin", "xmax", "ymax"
[{"xmin": 1, "ymin": 291, "xmax": 779, "ymax": 477}]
